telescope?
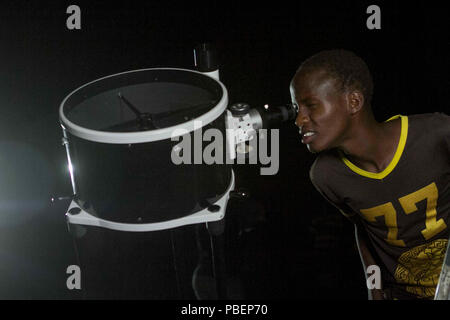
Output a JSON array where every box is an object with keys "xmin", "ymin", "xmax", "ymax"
[{"xmin": 55, "ymin": 43, "xmax": 296, "ymax": 299}]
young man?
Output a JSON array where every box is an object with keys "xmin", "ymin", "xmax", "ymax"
[{"xmin": 290, "ymin": 49, "xmax": 450, "ymax": 300}]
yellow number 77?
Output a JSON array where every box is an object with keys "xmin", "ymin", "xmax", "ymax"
[{"xmin": 360, "ymin": 182, "xmax": 446, "ymax": 247}]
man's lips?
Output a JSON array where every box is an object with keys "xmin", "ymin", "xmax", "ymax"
[{"xmin": 300, "ymin": 130, "xmax": 316, "ymax": 144}]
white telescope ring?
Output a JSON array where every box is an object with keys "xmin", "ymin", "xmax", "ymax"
[{"xmin": 59, "ymin": 67, "xmax": 228, "ymax": 144}]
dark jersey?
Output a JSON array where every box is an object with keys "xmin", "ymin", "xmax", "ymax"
[{"xmin": 310, "ymin": 113, "xmax": 450, "ymax": 299}]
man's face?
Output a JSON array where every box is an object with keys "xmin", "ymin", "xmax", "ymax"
[{"xmin": 290, "ymin": 69, "xmax": 351, "ymax": 153}]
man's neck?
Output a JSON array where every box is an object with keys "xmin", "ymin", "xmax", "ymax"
[{"xmin": 338, "ymin": 115, "xmax": 401, "ymax": 174}]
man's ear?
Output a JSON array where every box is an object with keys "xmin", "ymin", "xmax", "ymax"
[{"xmin": 347, "ymin": 91, "xmax": 364, "ymax": 115}]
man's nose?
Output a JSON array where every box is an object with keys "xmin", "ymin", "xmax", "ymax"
[{"xmin": 295, "ymin": 109, "xmax": 309, "ymax": 128}]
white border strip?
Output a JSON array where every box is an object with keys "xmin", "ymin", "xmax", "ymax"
[
  {"xmin": 66, "ymin": 170, "xmax": 234, "ymax": 232},
  {"xmin": 59, "ymin": 68, "xmax": 228, "ymax": 144},
  {"xmin": 435, "ymin": 238, "xmax": 450, "ymax": 300}
]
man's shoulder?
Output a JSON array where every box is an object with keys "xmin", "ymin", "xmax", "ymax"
[
  {"xmin": 407, "ymin": 112, "xmax": 449, "ymax": 145},
  {"xmin": 408, "ymin": 112, "xmax": 449, "ymax": 128},
  {"xmin": 309, "ymin": 150, "xmax": 342, "ymax": 186},
  {"xmin": 309, "ymin": 150, "xmax": 353, "ymax": 213}
]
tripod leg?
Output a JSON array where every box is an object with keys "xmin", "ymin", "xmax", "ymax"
[{"xmin": 207, "ymin": 219, "xmax": 227, "ymax": 299}]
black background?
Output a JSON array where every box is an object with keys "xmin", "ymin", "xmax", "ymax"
[{"xmin": 0, "ymin": 1, "xmax": 448, "ymax": 299}]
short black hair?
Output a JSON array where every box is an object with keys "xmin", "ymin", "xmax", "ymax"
[{"xmin": 294, "ymin": 49, "xmax": 374, "ymax": 106}]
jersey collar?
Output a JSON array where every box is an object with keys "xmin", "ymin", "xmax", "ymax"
[{"xmin": 339, "ymin": 115, "xmax": 408, "ymax": 180}]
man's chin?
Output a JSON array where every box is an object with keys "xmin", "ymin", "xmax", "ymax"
[
  {"xmin": 306, "ymin": 144, "xmax": 319, "ymax": 154},
  {"xmin": 307, "ymin": 143, "xmax": 330, "ymax": 154}
]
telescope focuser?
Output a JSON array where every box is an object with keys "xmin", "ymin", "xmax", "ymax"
[{"xmin": 225, "ymin": 102, "xmax": 297, "ymax": 159}]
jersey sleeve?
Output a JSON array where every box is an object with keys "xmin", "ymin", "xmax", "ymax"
[
  {"xmin": 436, "ymin": 113, "xmax": 450, "ymax": 154},
  {"xmin": 309, "ymin": 158, "xmax": 357, "ymax": 220}
]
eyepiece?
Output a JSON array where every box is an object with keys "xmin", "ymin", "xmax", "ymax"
[{"xmin": 256, "ymin": 103, "xmax": 297, "ymax": 128}]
